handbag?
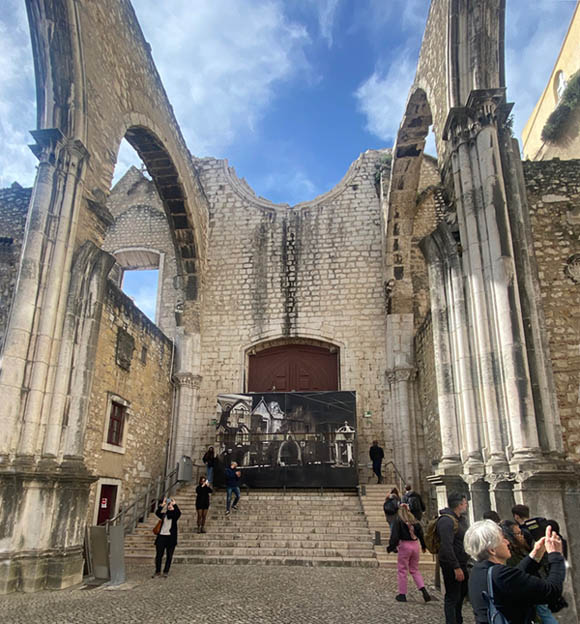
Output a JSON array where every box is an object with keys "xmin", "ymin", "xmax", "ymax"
[
  {"xmin": 482, "ymin": 566, "xmax": 511, "ymax": 624},
  {"xmin": 153, "ymin": 519, "xmax": 162, "ymax": 535}
]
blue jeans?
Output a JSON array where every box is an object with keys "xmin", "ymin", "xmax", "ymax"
[
  {"xmin": 536, "ymin": 604, "xmax": 559, "ymax": 623},
  {"xmin": 206, "ymin": 466, "xmax": 214, "ymax": 484},
  {"xmin": 226, "ymin": 486, "xmax": 240, "ymax": 511}
]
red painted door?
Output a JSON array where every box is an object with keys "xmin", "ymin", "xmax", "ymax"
[
  {"xmin": 96, "ymin": 484, "xmax": 118, "ymax": 525},
  {"xmin": 248, "ymin": 344, "xmax": 338, "ymax": 392}
]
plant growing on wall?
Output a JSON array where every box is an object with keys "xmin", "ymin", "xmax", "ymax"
[{"xmin": 542, "ymin": 70, "xmax": 580, "ymax": 143}]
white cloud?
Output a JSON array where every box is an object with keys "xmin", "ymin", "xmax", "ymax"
[
  {"xmin": 354, "ymin": 53, "xmax": 417, "ymax": 144},
  {"xmin": 0, "ymin": 0, "xmax": 37, "ymax": 187},
  {"xmin": 316, "ymin": 0, "xmax": 340, "ymax": 47},
  {"xmin": 133, "ymin": 0, "xmax": 311, "ymax": 157},
  {"xmin": 254, "ymin": 168, "xmax": 320, "ymax": 206}
]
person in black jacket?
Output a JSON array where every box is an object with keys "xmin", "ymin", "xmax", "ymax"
[
  {"xmin": 388, "ymin": 503, "xmax": 431, "ymax": 603},
  {"xmin": 369, "ymin": 441, "xmax": 384, "ymax": 484},
  {"xmin": 202, "ymin": 446, "xmax": 216, "ymax": 484},
  {"xmin": 195, "ymin": 476, "xmax": 213, "ymax": 533},
  {"xmin": 465, "ymin": 520, "xmax": 565, "ymax": 624},
  {"xmin": 437, "ymin": 491, "xmax": 469, "ymax": 624},
  {"xmin": 401, "ymin": 484, "xmax": 426, "ymax": 522},
  {"xmin": 153, "ymin": 497, "xmax": 181, "ymax": 578}
]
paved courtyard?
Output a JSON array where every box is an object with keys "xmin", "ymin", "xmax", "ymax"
[{"xmin": 3, "ymin": 563, "xmax": 475, "ymax": 624}]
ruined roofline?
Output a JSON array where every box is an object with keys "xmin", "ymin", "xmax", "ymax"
[{"xmin": 199, "ymin": 148, "xmax": 392, "ymax": 211}]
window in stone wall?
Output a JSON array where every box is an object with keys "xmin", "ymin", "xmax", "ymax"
[
  {"xmin": 102, "ymin": 394, "xmax": 130, "ymax": 454},
  {"xmin": 107, "ymin": 401, "xmax": 126, "ymax": 446}
]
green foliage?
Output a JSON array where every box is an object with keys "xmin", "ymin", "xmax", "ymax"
[
  {"xmin": 542, "ymin": 70, "xmax": 580, "ymax": 143},
  {"xmin": 374, "ymin": 151, "xmax": 393, "ymax": 187}
]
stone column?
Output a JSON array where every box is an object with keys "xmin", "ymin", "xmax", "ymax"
[
  {"xmin": 170, "ymin": 328, "xmax": 202, "ymax": 468},
  {"xmin": 386, "ymin": 313, "xmax": 419, "ymax": 484}
]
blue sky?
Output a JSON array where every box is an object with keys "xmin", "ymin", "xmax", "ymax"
[{"xmin": 0, "ymin": 0, "xmax": 577, "ymax": 318}]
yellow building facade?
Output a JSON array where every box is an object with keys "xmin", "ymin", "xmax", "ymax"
[{"xmin": 522, "ymin": 2, "xmax": 580, "ymax": 160}]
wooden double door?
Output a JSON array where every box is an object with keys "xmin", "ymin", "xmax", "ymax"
[{"xmin": 248, "ymin": 344, "xmax": 338, "ymax": 392}]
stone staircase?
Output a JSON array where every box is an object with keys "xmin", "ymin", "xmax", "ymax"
[
  {"xmin": 359, "ymin": 484, "xmax": 436, "ymax": 570},
  {"xmin": 125, "ymin": 486, "xmax": 378, "ymax": 568}
]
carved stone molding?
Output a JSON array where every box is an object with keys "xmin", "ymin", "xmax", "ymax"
[
  {"xmin": 386, "ymin": 368, "xmax": 417, "ymax": 384},
  {"xmin": 173, "ymin": 373, "xmax": 202, "ymax": 390}
]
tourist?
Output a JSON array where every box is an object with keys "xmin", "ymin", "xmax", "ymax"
[
  {"xmin": 225, "ymin": 461, "xmax": 241, "ymax": 515},
  {"xmin": 195, "ymin": 476, "xmax": 212, "ymax": 533},
  {"xmin": 387, "ymin": 502, "xmax": 431, "ymax": 603},
  {"xmin": 482, "ymin": 510, "xmax": 501, "ymax": 524},
  {"xmin": 401, "ymin": 484, "xmax": 426, "ymax": 521},
  {"xmin": 512, "ymin": 504, "xmax": 563, "ymax": 623},
  {"xmin": 437, "ymin": 491, "xmax": 469, "ymax": 624},
  {"xmin": 384, "ymin": 487, "xmax": 401, "ymax": 528},
  {"xmin": 500, "ymin": 519, "xmax": 531, "ymax": 567},
  {"xmin": 465, "ymin": 520, "xmax": 565, "ymax": 624},
  {"xmin": 153, "ymin": 496, "xmax": 181, "ymax": 578},
  {"xmin": 369, "ymin": 440, "xmax": 384, "ymax": 484},
  {"xmin": 202, "ymin": 446, "xmax": 216, "ymax": 484}
]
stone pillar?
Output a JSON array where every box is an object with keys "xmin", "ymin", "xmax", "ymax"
[
  {"xmin": 386, "ymin": 313, "xmax": 419, "ymax": 485},
  {"xmin": 170, "ymin": 328, "xmax": 202, "ymax": 467},
  {"xmin": 0, "ymin": 129, "xmax": 101, "ymax": 594}
]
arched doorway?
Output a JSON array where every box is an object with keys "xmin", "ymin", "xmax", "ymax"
[{"xmin": 247, "ymin": 343, "xmax": 339, "ymax": 392}]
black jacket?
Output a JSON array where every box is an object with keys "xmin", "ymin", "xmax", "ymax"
[
  {"xmin": 389, "ymin": 517, "xmax": 426, "ymax": 551},
  {"xmin": 195, "ymin": 484, "xmax": 213, "ymax": 509},
  {"xmin": 155, "ymin": 504, "xmax": 181, "ymax": 546},
  {"xmin": 369, "ymin": 445, "xmax": 384, "ymax": 461},
  {"xmin": 468, "ymin": 553, "xmax": 565, "ymax": 624},
  {"xmin": 437, "ymin": 507, "xmax": 468, "ymax": 569}
]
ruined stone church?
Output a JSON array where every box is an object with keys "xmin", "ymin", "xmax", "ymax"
[{"xmin": 1, "ymin": 0, "xmax": 579, "ymax": 616}]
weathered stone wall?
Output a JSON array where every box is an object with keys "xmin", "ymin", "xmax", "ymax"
[
  {"xmin": 415, "ymin": 311, "xmax": 441, "ymax": 512},
  {"xmin": 194, "ymin": 151, "xmax": 388, "ymax": 478},
  {"xmin": 104, "ymin": 167, "xmax": 179, "ymax": 336},
  {"xmin": 0, "ymin": 184, "xmax": 31, "ymax": 352},
  {"xmin": 84, "ymin": 281, "xmax": 173, "ymax": 523},
  {"xmin": 524, "ymin": 159, "xmax": 580, "ymax": 464}
]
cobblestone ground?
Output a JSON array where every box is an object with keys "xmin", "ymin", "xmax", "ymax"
[{"xmin": 2, "ymin": 564, "xmax": 475, "ymax": 624}]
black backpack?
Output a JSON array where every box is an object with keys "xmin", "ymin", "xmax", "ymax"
[
  {"xmin": 384, "ymin": 497, "xmax": 399, "ymax": 516},
  {"xmin": 408, "ymin": 493, "xmax": 421, "ymax": 513}
]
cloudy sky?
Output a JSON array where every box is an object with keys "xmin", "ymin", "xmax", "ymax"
[{"xmin": 0, "ymin": 0, "xmax": 576, "ymax": 318}]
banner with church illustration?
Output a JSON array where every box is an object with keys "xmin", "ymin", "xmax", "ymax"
[{"xmin": 214, "ymin": 391, "xmax": 357, "ymax": 488}]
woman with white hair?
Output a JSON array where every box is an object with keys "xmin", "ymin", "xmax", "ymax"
[{"xmin": 465, "ymin": 520, "xmax": 565, "ymax": 623}]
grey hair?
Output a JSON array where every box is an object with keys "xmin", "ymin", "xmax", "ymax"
[{"xmin": 464, "ymin": 520, "xmax": 505, "ymax": 561}]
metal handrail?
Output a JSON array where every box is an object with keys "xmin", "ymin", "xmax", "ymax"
[
  {"xmin": 106, "ymin": 465, "xmax": 179, "ymax": 535},
  {"xmin": 383, "ymin": 460, "xmax": 406, "ymax": 492}
]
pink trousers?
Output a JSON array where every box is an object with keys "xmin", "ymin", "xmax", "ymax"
[{"xmin": 397, "ymin": 540, "xmax": 425, "ymax": 595}]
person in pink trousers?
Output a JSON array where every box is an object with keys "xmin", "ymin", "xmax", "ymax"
[{"xmin": 387, "ymin": 503, "xmax": 432, "ymax": 603}]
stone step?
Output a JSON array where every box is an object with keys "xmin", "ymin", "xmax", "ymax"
[
  {"xmin": 125, "ymin": 553, "xmax": 379, "ymax": 567},
  {"xmin": 127, "ymin": 545, "xmax": 374, "ymax": 557}
]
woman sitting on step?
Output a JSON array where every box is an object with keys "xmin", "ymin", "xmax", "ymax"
[
  {"xmin": 195, "ymin": 476, "xmax": 213, "ymax": 533},
  {"xmin": 387, "ymin": 503, "xmax": 431, "ymax": 603}
]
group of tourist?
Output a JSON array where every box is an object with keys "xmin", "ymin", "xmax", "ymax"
[
  {"xmin": 384, "ymin": 484, "xmax": 566, "ymax": 623},
  {"xmin": 152, "ymin": 447, "xmax": 242, "ymax": 578}
]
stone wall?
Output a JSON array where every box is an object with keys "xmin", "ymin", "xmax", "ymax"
[
  {"xmin": 524, "ymin": 159, "xmax": 580, "ymax": 463},
  {"xmin": 0, "ymin": 184, "xmax": 30, "ymax": 352},
  {"xmin": 84, "ymin": 281, "xmax": 173, "ymax": 524},
  {"xmin": 194, "ymin": 151, "xmax": 388, "ymax": 478},
  {"xmin": 104, "ymin": 167, "xmax": 179, "ymax": 337}
]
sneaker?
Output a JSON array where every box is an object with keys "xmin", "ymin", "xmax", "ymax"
[
  {"xmin": 152, "ymin": 572, "xmax": 161, "ymax": 578},
  {"xmin": 162, "ymin": 573, "xmax": 169, "ymax": 578},
  {"xmin": 225, "ymin": 510, "xmax": 230, "ymax": 515},
  {"xmin": 420, "ymin": 587, "xmax": 432, "ymax": 602},
  {"xmin": 395, "ymin": 594, "xmax": 407, "ymax": 602},
  {"xmin": 232, "ymin": 505, "xmax": 239, "ymax": 511}
]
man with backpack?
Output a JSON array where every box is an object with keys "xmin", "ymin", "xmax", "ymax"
[
  {"xmin": 402, "ymin": 484, "xmax": 426, "ymax": 521},
  {"xmin": 437, "ymin": 492, "xmax": 469, "ymax": 624}
]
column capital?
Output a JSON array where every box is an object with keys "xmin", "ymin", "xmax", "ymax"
[
  {"xmin": 173, "ymin": 373, "xmax": 202, "ymax": 390},
  {"xmin": 385, "ymin": 367, "xmax": 417, "ymax": 383},
  {"xmin": 443, "ymin": 88, "xmax": 513, "ymax": 143}
]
